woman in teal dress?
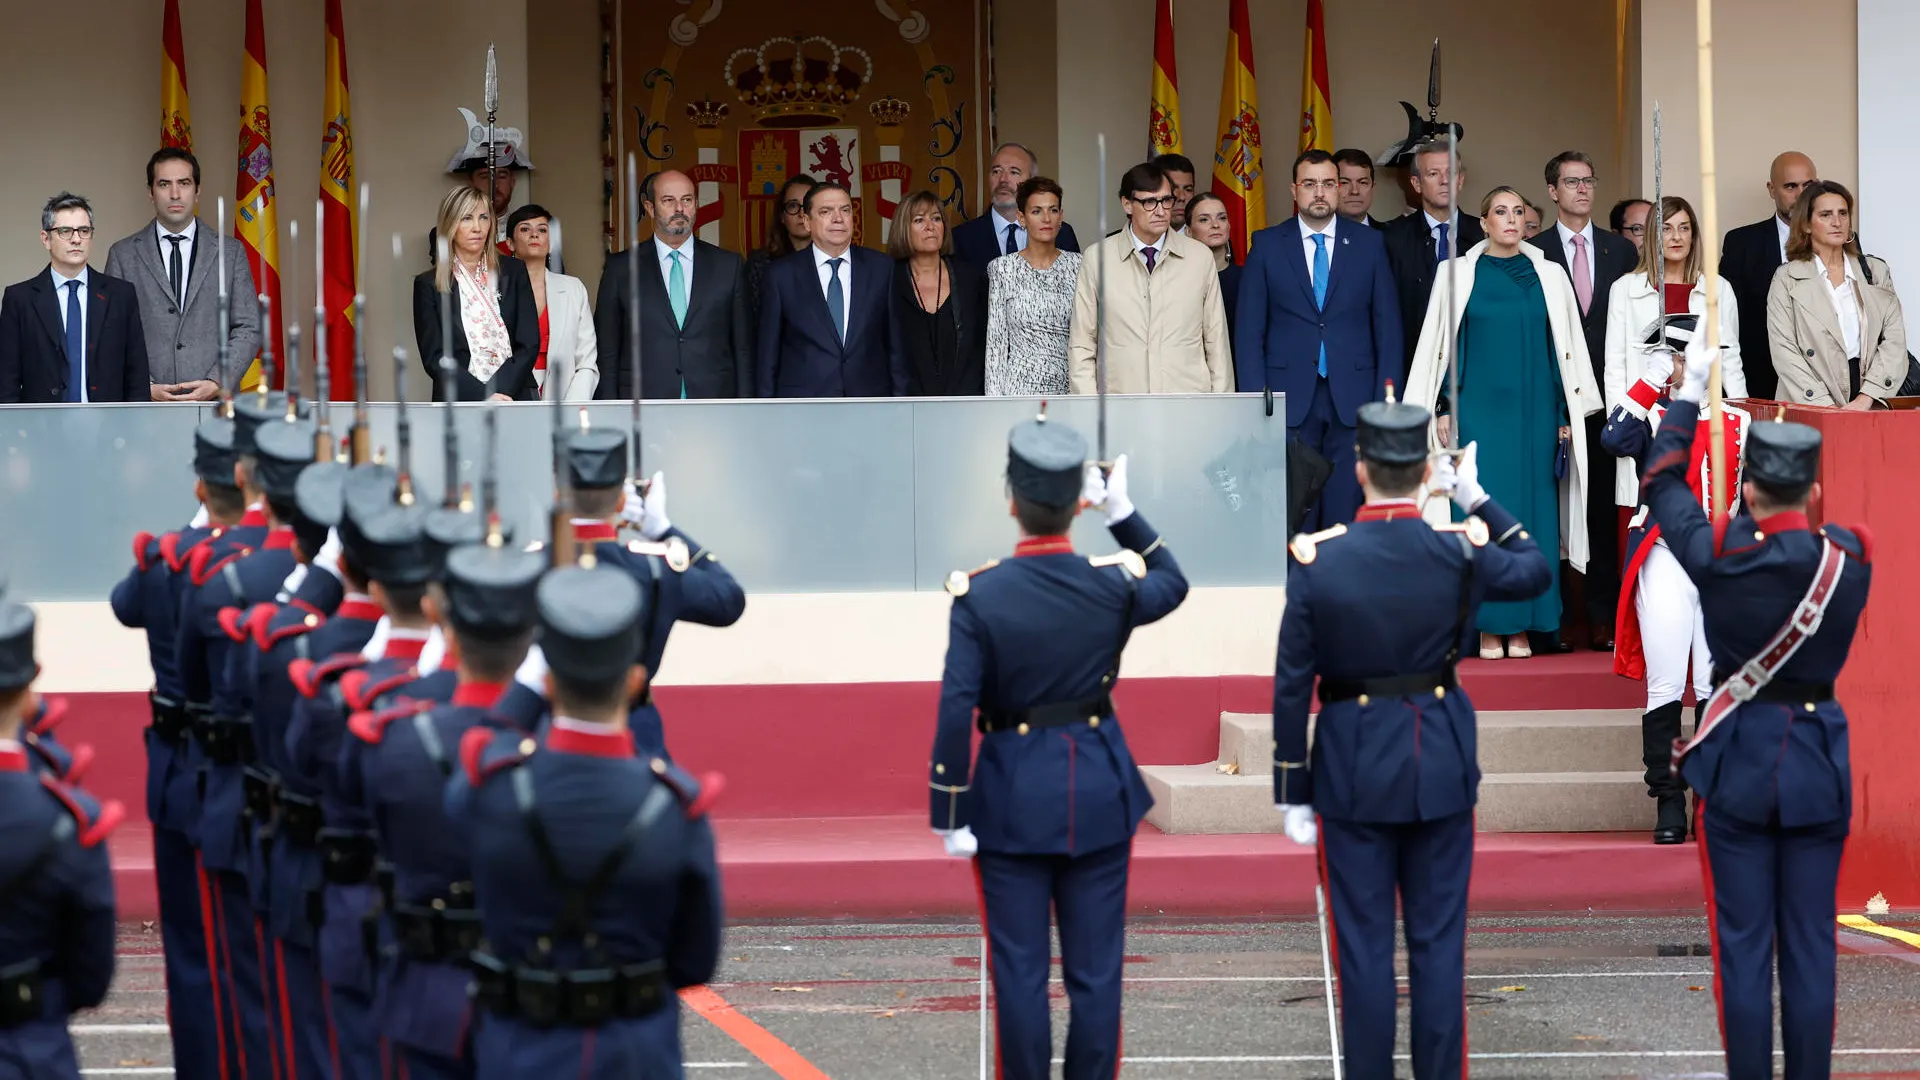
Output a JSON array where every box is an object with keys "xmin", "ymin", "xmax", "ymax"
[{"xmin": 1435, "ymin": 188, "xmax": 1573, "ymax": 658}]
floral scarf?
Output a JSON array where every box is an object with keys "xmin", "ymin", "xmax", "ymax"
[{"xmin": 454, "ymin": 259, "xmax": 512, "ymax": 385}]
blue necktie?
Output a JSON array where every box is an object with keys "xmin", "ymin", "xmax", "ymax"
[
  {"xmin": 1312, "ymin": 233, "xmax": 1330, "ymax": 378},
  {"xmin": 63, "ymin": 280, "xmax": 83, "ymax": 402},
  {"xmin": 826, "ymin": 257, "xmax": 846, "ymax": 344},
  {"xmin": 1434, "ymin": 222, "xmax": 1450, "ymax": 265},
  {"xmin": 1004, "ymin": 223, "xmax": 1019, "ymax": 256}
]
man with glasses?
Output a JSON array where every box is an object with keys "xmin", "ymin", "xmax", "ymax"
[
  {"xmin": 1610, "ymin": 199, "xmax": 1654, "ymax": 254},
  {"xmin": 755, "ymin": 179, "xmax": 906, "ymax": 397},
  {"xmin": 1067, "ymin": 161, "xmax": 1230, "ymax": 395},
  {"xmin": 1720, "ymin": 151, "xmax": 1818, "ymax": 400},
  {"xmin": 951, "ymin": 142, "xmax": 1081, "ymax": 270},
  {"xmin": 1236, "ymin": 150, "xmax": 1401, "ymax": 527},
  {"xmin": 0, "ymin": 192, "xmax": 150, "ymax": 402},
  {"xmin": 1528, "ymin": 150, "xmax": 1638, "ymax": 654},
  {"xmin": 106, "ymin": 148, "xmax": 261, "ymax": 402}
]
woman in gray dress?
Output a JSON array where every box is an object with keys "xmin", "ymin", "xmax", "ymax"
[{"xmin": 983, "ymin": 177, "xmax": 1083, "ymax": 395}]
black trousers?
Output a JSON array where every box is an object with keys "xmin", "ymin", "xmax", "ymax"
[{"xmin": 1581, "ymin": 413, "xmax": 1620, "ymax": 634}]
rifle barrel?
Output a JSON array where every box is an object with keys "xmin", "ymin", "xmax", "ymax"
[{"xmin": 627, "ymin": 153, "xmax": 643, "ymax": 483}]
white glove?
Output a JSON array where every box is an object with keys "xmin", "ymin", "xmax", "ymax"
[
  {"xmin": 639, "ymin": 471, "xmax": 671, "ymax": 540},
  {"xmin": 513, "ymin": 644, "xmax": 549, "ymax": 693},
  {"xmin": 1450, "ymin": 441, "xmax": 1488, "ymax": 512},
  {"xmin": 1080, "ymin": 454, "xmax": 1135, "ymax": 525},
  {"xmin": 618, "ymin": 480, "xmax": 647, "ymax": 527},
  {"xmin": 418, "ymin": 626, "xmax": 446, "ymax": 675},
  {"xmin": 1675, "ymin": 331, "xmax": 1715, "ymax": 405},
  {"xmin": 1278, "ymin": 804, "xmax": 1319, "ymax": 847},
  {"xmin": 190, "ymin": 503, "xmax": 211, "ymax": 529},
  {"xmin": 312, "ymin": 528, "xmax": 345, "ymax": 582},
  {"xmin": 934, "ymin": 825, "xmax": 978, "ymax": 858},
  {"xmin": 1638, "ymin": 349, "xmax": 1675, "ymax": 390},
  {"xmin": 358, "ymin": 616, "xmax": 391, "ymax": 662}
]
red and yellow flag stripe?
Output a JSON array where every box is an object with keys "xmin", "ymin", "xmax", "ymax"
[
  {"xmin": 233, "ymin": 0, "xmax": 276, "ymax": 391},
  {"xmin": 160, "ymin": 0, "xmax": 192, "ymax": 150},
  {"xmin": 1210, "ymin": 0, "xmax": 1265, "ymax": 263},
  {"xmin": 319, "ymin": 0, "xmax": 358, "ymax": 399},
  {"xmin": 1148, "ymin": 0, "xmax": 1183, "ymax": 158},
  {"xmin": 1298, "ymin": 0, "xmax": 1333, "ymax": 154}
]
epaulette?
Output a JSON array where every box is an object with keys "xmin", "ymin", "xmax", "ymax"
[
  {"xmin": 217, "ymin": 606, "xmax": 251, "ymax": 642},
  {"xmin": 38, "ymin": 775, "xmax": 124, "ymax": 848},
  {"xmin": 348, "ymin": 697, "xmax": 434, "ymax": 745},
  {"xmin": 38, "ymin": 737, "xmax": 93, "ymax": 784},
  {"xmin": 30, "ymin": 696, "xmax": 68, "ymax": 736},
  {"xmin": 1822, "ymin": 523, "xmax": 1874, "ymax": 565},
  {"xmin": 1431, "ymin": 516, "xmax": 1490, "ymax": 547},
  {"xmin": 133, "ymin": 531, "xmax": 157, "ymax": 572},
  {"xmin": 190, "ymin": 544, "xmax": 251, "ymax": 587},
  {"xmin": 650, "ymin": 757, "xmax": 724, "ymax": 819},
  {"xmin": 626, "ymin": 535, "xmax": 692, "ymax": 573},
  {"xmin": 160, "ymin": 531, "xmax": 193, "ymax": 572},
  {"xmin": 459, "ymin": 726, "xmax": 535, "ymax": 786},
  {"xmin": 344, "ymin": 667, "xmax": 419, "ymax": 713},
  {"xmin": 1088, "ymin": 549, "xmax": 1147, "ymax": 579},
  {"xmin": 944, "ymin": 558, "xmax": 1001, "ymax": 597},
  {"xmin": 257, "ymin": 604, "xmax": 324, "ymax": 650},
  {"xmin": 1288, "ymin": 524, "xmax": 1348, "ymax": 565},
  {"xmin": 290, "ymin": 652, "xmax": 369, "ymax": 700}
]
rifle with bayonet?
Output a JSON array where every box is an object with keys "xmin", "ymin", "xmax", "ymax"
[
  {"xmin": 349, "ymin": 183, "xmax": 373, "ymax": 464},
  {"xmin": 313, "ymin": 199, "xmax": 335, "ymax": 457},
  {"xmin": 284, "ymin": 219, "xmax": 303, "ymax": 422},
  {"xmin": 215, "ymin": 196, "xmax": 233, "ymax": 418}
]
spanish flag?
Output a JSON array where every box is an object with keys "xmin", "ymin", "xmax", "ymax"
[
  {"xmin": 319, "ymin": 0, "xmax": 358, "ymax": 399},
  {"xmin": 1298, "ymin": 0, "xmax": 1333, "ymax": 154},
  {"xmin": 160, "ymin": 0, "xmax": 192, "ymax": 150},
  {"xmin": 233, "ymin": 0, "xmax": 276, "ymax": 392},
  {"xmin": 1211, "ymin": 0, "xmax": 1265, "ymax": 264},
  {"xmin": 1148, "ymin": 0, "xmax": 1183, "ymax": 157}
]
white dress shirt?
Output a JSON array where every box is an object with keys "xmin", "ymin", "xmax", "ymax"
[
  {"xmin": 1128, "ymin": 227, "xmax": 1171, "ymax": 264},
  {"xmin": 812, "ymin": 244, "xmax": 853, "ymax": 339},
  {"xmin": 1299, "ymin": 216, "xmax": 1337, "ymax": 285},
  {"xmin": 1557, "ymin": 219, "xmax": 1596, "ymax": 284},
  {"xmin": 1775, "ymin": 215, "xmax": 1791, "ymax": 264},
  {"xmin": 1818, "ymin": 255, "xmax": 1862, "ymax": 360},
  {"xmin": 991, "ymin": 208, "xmax": 1027, "ymax": 255},
  {"xmin": 654, "ymin": 234, "xmax": 695, "ymax": 290},
  {"xmin": 154, "ymin": 218, "xmax": 197, "ymax": 301},
  {"xmin": 49, "ymin": 264, "xmax": 90, "ymax": 402},
  {"xmin": 1424, "ymin": 211, "xmax": 1452, "ymax": 247}
]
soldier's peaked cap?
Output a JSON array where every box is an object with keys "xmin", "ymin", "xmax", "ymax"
[
  {"xmin": 1007, "ymin": 417, "xmax": 1087, "ymax": 508},
  {"xmin": 565, "ymin": 429, "xmax": 628, "ymax": 490},
  {"xmin": 0, "ymin": 600, "xmax": 34, "ymax": 691},
  {"xmin": 194, "ymin": 417, "xmax": 240, "ymax": 485},
  {"xmin": 444, "ymin": 543, "xmax": 545, "ymax": 639},
  {"xmin": 1744, "ymin": 421, "xmax": 1821, "ymax": 490},
  {"xmin": 1356, "ymin": 401, "xmax": 1432, "ymax": 466},
  {"xmin": 233, "ymin": 392, "xmax": 309, "ymax": 457},
  {"xmin": 253, "ymin": 420, "xmax": 319, "ymax": 500},
  {"xmin": 537, "ymin": 565, "xmax": 648, "ymax": 686}
]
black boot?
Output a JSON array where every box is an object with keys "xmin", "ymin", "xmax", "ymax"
[{"xmin": 1642, "ymin": 703, "xmax": 1686, "ymax": 844}]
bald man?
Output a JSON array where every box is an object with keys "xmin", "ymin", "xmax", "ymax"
[{"xmin": 1719, "ymin": 151, "xmax": 1817, "ymax": 400}]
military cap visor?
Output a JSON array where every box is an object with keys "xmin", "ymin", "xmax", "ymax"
[
  {"xmin": 537, "ymin": 566, "xmax": 647, "ymax": 686},
  {"xmin": 346, "ymin": 503, "xmax": 438, "ymax": 587},
  {"xmin": 253, "ymin": 421, "xmax": 319, "ymax": 500},
  {"xmin": 1356, "ymin": 401, "xmax": 1432, "ymax": 466},
  {"xmin": 1744, "ymin": 421, "xmax": 1821, "ymax": 490},
  {"xmin": 1007, "ymin": 419, "xmax": 1087, "ymax": 508},
  {"xmin": 0, "ymin": 601, "xmax": 35, "ymax": 691},
  {"xmin": 566, "ymin": 430, "xmax": 629, "ymax": 490},
  {"xmin": 444, "ymin": 544, "xmax": 545, "ymax": 640},
  {"xmin": 232, "ymin": 393, "xmax": 309, "ymax": 457}
]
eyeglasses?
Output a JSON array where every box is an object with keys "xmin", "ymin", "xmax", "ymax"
[
  {"xmin": 1619, "ymin": 223, "xmax": 1646, "ymax": 237},
  {"xmin": 1128, "ymin": 195, "xmax": 1177, "ymax": 210},
  {"xmin": 1555, "ymin": 176, "xmax": 1598, "ymax": 189},
  {"xmin": 48, "ymin": 226, "xmax": 94, "ymax": 240},
  {"xmin": 1295, "ymin": 180, "xmax": 1339, "ymax": 193},
  {"xmin": 782, "ymin": 201, "xmax": 806, "ymax": 216}
]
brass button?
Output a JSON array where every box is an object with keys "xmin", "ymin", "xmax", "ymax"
[
  {"xmin": 935, "ymin": 763, "xmax": 945, "ymax": 775},
  {"xmin": 304, "ymin": 613, "xmax": 318, "ymax": 627},
  {"xmin": 1519, "ymin": 530, "xmax": 1530, "ymax": 540},
  {"xmin": 1755, "ymin": 531, "xmax": 1765, "ymax": 542},
  {"xmin": 650, "ymin": 758, "xmax": 668, "ymax": 775},
  {"xmin": 1434, "ymin": 687, "xmax": 1446, "ymax": 700},
  {"xmin": 1357, "ymin": 694, "xmax": 1371, "ymax": 706},
  {"xmin": 1088, "ymin": 717, "xmax": 1101, "ymax": 729},
  {"xmin": 432, "ymin": 898, "xmax": 446, "ymax": 911},
  {"xmin": 518, "ymin": 738, "xmax": 537, "ymax": 756},
  {"xmin": 1804, "ymin": 702, "xmax": 1817, "ymax": 713},
  {"xmin": 1016, "ymin": 723, "xmax": 1030, "ymax": 736}
]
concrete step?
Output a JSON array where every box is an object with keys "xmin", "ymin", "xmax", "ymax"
[
  {"xmin": 1218, "ymin": 709, "xmax": 1647, "ymax": 777},
  {"xmin": 1218, "ymin": 713, "xmax": 1273, "ymax": 776},
  {"xmin": 1141, "ymin": 764, "xmax": 1281, "ymax": 835}
]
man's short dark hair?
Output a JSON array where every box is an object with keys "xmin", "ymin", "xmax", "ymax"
[
  {"xmin": 1152, "ymin": 152, "xmax": 1197, "ymax": 177},
  {"xmin": 552, "ymin": 673, "xmax": 634, "ymax": 718},
  {"xmin": 1331, "ymin": 148, "xmax": 1374, "ymax": 176},
  {"xmin": 1365, "ymin": 460, "xmax": 1426, "ymax": 498},
  {"xmin": 1119, "ymin": 162, "xmax": 1169, "ymax": 200},
  {"xmin": 201, "ymin": 481, "xmax": 246, "ymax": 517},
  {"xmin": 504, "ymin": 204, "xmax": 551, "ymax": 237},
  {"xmin": 146, "ymin": 147, "xmax": 201, "ymax": 188},
  {"xmin": 574, "ymin": 486, "xmax": 622, "ymax": 519},
  {"xmin": 1609, "ymin": 198, "xmax": 1652, "ymax": 232},
  {"xmin": 1016, "ymin": 176, "xmax": 1065, "ymax": 214},
  {"xmin": 41, "ymin": 192, "xmax": 92, "ymax": 232},
  {"xmin": 804, "ymin": 180, "xmax": 853, "ymax": 213},
  {"xmin": 1011, "ymin": 493, "xmax": 1075, "ymax": 537},
  {"xmin": 1293, "ymin": 149, "xmax": 1336, "ymax": 180},
  {"xmin": 1545, "ymin": 150, "xmax": 1595, "ymax": 186},
  {"xmin": 379, "ymin": 582, "xmax": 428, "ymax": 618},
  {"xmin": 455, "ymin": 627, "xmax": 535, "ymax": 682},
  {"xmin": 1749, "ymin": 477, "xmax": 1813, "ymax": 510}
]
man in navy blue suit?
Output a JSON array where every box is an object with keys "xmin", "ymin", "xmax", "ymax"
[
  {"xmin": 754, "ymin": 180, "xmax": 905, "ymax": 397},
  {"xmin": 1235, "ymin": 149, "xmax": 1402, "ymax": 529},
  {"xmin": 949, "ymin": 143, "xmax": 1081, "ymax": 271},
  {"xmin": 0, "ymin": 193, "xmax": 150, "ymax": 403}
]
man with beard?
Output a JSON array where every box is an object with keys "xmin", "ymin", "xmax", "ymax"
[
  {"xmin": 1236, "ymin": 149, "xmax": 1401, "ymax": 528},
  {"xmin": 951, "ymin": 143, "xmax": 1081, "ymax": 270},
  {"xmin": 595, "ymin": 170, "xmax": 753, "ymax": 398}
]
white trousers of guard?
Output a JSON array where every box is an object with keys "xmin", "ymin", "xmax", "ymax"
[{"xmin": 1634, "ymin": 540, "xmax": 1712, "ymax": 709}]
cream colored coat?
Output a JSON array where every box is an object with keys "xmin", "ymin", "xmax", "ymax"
[
  {"xmin": 1067, "ymin": 228, "xmax": 1232, "ymax": 394},
  {"xmin": 536, "ymin": 271, "xmax": 600, "ymax": 402},
  {"xmin": 1602, "ymin": 273, "xmax": 1746, "ymax": 506},
  {"xmin": 1766, "ymin": 254, "xmax": 1907, "ymax": 407},
  {"xmin": 1406, "ymin": 240, "xmax": 1605, "ymax": 571}
]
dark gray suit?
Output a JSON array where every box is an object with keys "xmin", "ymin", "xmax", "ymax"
[
  {"xmin": 594, "ymin": 239, "xmax": 753, "ymax": 399},
  {"xmin": 105, "ymin": 219, "xmax": 260, "ymax": 387}
]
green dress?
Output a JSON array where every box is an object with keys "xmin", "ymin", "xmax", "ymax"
[{"xmin": 1452, "ymin": 255, "xmax": 1565, "ymax": 636}]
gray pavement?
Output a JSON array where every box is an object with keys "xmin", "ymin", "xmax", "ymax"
[{"xmin": 78, "ymin": 914, "xmax": 1920, "ymax": 1078}]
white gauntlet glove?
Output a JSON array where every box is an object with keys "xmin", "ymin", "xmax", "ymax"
[
  {"xmin": 1080, "ymin": 454, "xmax": 1135, "ymax": 525},
  {"xmin": 1277, "ymin": 804, "xmax": 1319, "ymax": 847},
  {"xmin": 1675, "ymin": 331, "xmax": 1715, "ymax": 405},
  {"xmin": 934, "ymin": 826, "xmax": 979, "ymax": 858}
]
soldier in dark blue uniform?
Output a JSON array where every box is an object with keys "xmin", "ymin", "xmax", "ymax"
[
  {"xmin": 928, "ymin": 417, "xmax": 1188, "ymax": 1080},
  {"xmin": 1272, "ymin": 403, "xmax": 1555, "ymax": 1080},
  {"xmin": 1646, "ymin": 342, "xmax": 1872, "ymax": 1080},
  {"xmin": 286, "ymin": 481, "xmax": 447, "ymax": 1080},
  {"xmin": 451, "ymin": 565, "xmax": 724, "ymax": 1078},
  {"xmin": 342, "ymin": 537, "xmax": 543, "ymax": 1080},
  {"xmin": 0, "ymin": 598, "xmax": 121, "ymax": 1078},
  {"xmin": 107, "ymin": 415, "xmax": 244, "ymax": 1078}
]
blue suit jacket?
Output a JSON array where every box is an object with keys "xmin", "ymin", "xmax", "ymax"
[
  {"xmin": 1235, "ymin": 218, "xmax": 1402, "ymax": 427},
  {"xmin": 754, "ymin": 246, "xmax": 906, "ymax": 397},
  {"xmin": 950, "ymin": 213, "xmax": 1081, "ymax": 272}
]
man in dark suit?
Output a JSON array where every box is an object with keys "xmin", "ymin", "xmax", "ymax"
[
  {"xmin": 1528, "ymin": 151, "xmax": 1640, "ymax": 652},
  {"xmin": 950, "ymin": 143, "xmax": 1081, "ymax": 270},
  {"xmin": 1332, "ymin": 149, "xmax": 1393, "ymax": 231},
  {"xmin": 1720, "ymin": 151, "xmax": 1817, "ymax": 401},
  {"xmin": 0, "ymin": 192, "xmax": 149, "ymax": 403},
  {"xmin": 1382, "ymin": 137, "xmax": 1484, "ymax": 380},
  {"xmin": 1236, "ymin": 150, "xmax": 1402, "ymax": 529},
  {"xmin": 755, "ymin": 180, "xmax": 905, "ymax": 397},
  {"xmin": 596, "ymin": 169, "xmax": 753, "ymax": 399}
]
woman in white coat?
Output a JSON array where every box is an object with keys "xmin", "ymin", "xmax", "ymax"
[
  {"xmin": 1407, "ymin": 186, "xmax": 1604, "ymax": 659},
  {"xmin": 507, "ymin": 205, "xmax": 600, "ymax": 401},
  {"xmin": 1602, "ymin": 195, "xmax": 1745, "ymax": 509}
]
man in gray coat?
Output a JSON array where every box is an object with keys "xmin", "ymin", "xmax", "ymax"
[{"xmin": 105, "ymin": 148, "xmax": 260, "ymax": 401}]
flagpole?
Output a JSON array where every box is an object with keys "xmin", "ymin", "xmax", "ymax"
[{"xmin": 1695, "ymin": 0, "xmax": 1729, "ymax": 551}]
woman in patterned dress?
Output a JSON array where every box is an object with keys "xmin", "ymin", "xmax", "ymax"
[{"xmin": 984, "ymin": 177, "xmax": 1083, "ymax": 396}]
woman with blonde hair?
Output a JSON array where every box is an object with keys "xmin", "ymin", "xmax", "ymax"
[
  {"xmin": 1408, "ymin": 185, "xmax": 1603, "ymax": 659},
  {"xmin": 413, "ymin": 185, "xmax": 541, "ymax": 401}
]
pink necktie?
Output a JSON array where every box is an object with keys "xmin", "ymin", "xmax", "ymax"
[{"xmin": 1571, "ymin": 234, "xmax": 1593, "ymax": 315}]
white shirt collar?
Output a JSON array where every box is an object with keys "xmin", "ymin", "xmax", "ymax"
[
  {"xmin": 654, "ymin": 234, "xmax": 694, "ymax": 263},
  {"xmin": 992, "ymin": 205, "xmax": 1022, "ymax": 226},
  {"xmin": 1556, "ymin": 219, "xmax": 1594, "ymax": 248},
  {"xmin": 1424, "ymin": 211, "xmax": 1452, "ymax": 233},
  {"xmin": 156, "ymin": 217, "xmax": 198, "ymax": 242},
  {"xmin": 812, "ymin": 243, "xmax": 852, "ymax": 268},
  {"xmin": 49, "ymin": 263, "xmax": 88, "ymax": 287},
  {"xmin": 1129, "ymin": 227, "xmax": 1169, "ymax": 256},
  {"xmin": 1298, "ymin": 216, "xmax": 1338, "ymax": 240}
]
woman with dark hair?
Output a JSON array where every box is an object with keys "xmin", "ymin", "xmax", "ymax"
[
  {"xmin": 983, "ymin": 176, "xmax": 1082, "ymax": 395},
  {"xmin": 1767, "ymin": 179, "xmax": 1907, "ymax": 408},
  {"xmin": 744, "ymin": 172, "xmax": 817, "ymax": 328},
  {"xmin": 1185, "ymin": 192, "xmax": 1241, "ymax": 361},
  {"xmin": 888, "ymin": 190, "xmax": 986, "ymax": 395}
]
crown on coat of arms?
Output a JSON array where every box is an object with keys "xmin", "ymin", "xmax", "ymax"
[
  {"xmin": 727, "ymin": 36, "xmax": 873, "ymax": 128},
  {"xmin": 685, "ymin": 97, "xmax": 730, "ymax": 128},
  {"xmin": 868, "ymin": 96, "xmax": 911, "ymax": 128}
]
